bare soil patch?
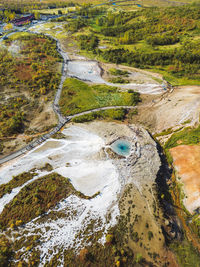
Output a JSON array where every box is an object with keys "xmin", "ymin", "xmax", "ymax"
[
  {"xmin": 100, "ymin": 62, "xmax": 163, "ymax": 85},
  {"xmin": 119, "ymin": 184, "xmax": 179, "ymax": 267},
  {"xmin": 15, "ymin": 64, "xmax": 32, "ymax": 81},
  {"xmin": 132, "ymin": 86, "xmax": 200, "ymax": 137},
  {"xmin": 170, "ymin": 145, "xmax": 200, "ymax": 213}
]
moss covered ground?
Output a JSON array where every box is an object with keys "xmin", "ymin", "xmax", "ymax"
[
  {"xmin": 59, "ymin": 78, "xmax": 140, "ymax": 116},
  {"xmin": 165, "ymin": 125, "xmax": 200, "ymax": 149}
]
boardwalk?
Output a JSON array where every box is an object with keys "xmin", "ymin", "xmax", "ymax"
[
  {"xmin": 0, "ymin": 24, "xmax": 140, "ymax": 166},
  {"xmin": 0, "ymin": 105, "xmax": 137, "ymax": 165}
]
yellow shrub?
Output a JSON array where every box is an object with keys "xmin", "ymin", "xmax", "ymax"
[
  {"xmin": 106, "ymin": 233, "xmax": 114, "ymax": 244},
  {"xmin": 26, "ymin": 245, "xmax": 32, "ymax": 251},
  {"xmin": 3, "ymin": 23, "xmax": 13, "ymax": 31},
  {"xmin": 10, "ymin": 223, "xmax": 15, "ymax": 229},
  {"xmin": 17, "ymin": 262, "xmax": 24, "ymax": 267},
  {"xmin": 15, "ymin": 220, "xmax": 23, "ymax": 227}
]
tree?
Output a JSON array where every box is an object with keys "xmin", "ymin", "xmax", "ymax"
[
  {"xmin": 34, "ymin": 11, "xmax": 40, "ymax": 20},
  {"xmin": 3, "ymin": 23, "xmax": 13, "ymax": 31}
]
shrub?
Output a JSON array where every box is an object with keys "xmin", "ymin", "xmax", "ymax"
[
  {"xmin": 109, "ymin": 77, "xmax": 129, "ymax": 84},
  {"xmin": 106, "ymin": 233, "xmax": 114, "ymax": 244},
  {"xmin": 109, "ymin": 68, "xmax": 129, "ymax": 76},
  {"xmin": 148, "ymin": 231, "xmax": 154, "ymax": 241}
]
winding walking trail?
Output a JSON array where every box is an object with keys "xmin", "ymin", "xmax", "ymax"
[
  {"xmin": 0, "ymin": 26, "xmax": 138, "ymax": 165},
  {"xmin": 0, "ymin": 13, "xmax": 168, "ymax": 165}
]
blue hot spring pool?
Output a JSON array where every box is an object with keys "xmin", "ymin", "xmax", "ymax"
[{"xmin": 111, "ymin": 139, "xmax": 131, "ymax": 157}]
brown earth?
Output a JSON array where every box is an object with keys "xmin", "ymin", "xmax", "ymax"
[
  {"xmin": 170, "ymin": 145, "xmax": 200, "ymax": 213},
  {"xmin": 100, "ymin": 62, "xmax": 163, "ymax": 85},
  {"xmin": 15, "ymin": 64, "xmax": 32, "ymax": 81},
  {"xmin": 131, "ymin": 86, "xmax": 200, "ymax": 139},
  {"xmin": 119, "ymin": 183, "xmax": 179, "ymax": 267}
]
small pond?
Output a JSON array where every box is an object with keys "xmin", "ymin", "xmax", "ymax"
[{"xmin": 111, "ymin": 139, "xmax": 131, "ymax": 157}]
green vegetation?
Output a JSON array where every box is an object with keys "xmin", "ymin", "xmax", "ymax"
[
  {"xmin": 0, "ymin": 9, "xmax": 16, "ymax": 22},
  {"xmin": 0, "ymin": 97, "xmax": 27, "ymax": 136},
  {"xmin": 109, "ymin": 68, "xmax": 129, "ymax": 77},
  {"xmin": 0, "ymin": 172, "xmax": 100, "ymax": 229},
  {"xmin": 0, "ymin": 1, "xmax": 200, "ymax": 266},
  {"xmin": 79, "ymin": 34, "xmax": 99, "ymax": 51},
  {"xmin": 59, "ymin": 78, "xmax": 140, "ymax": 116},
  {"xmin": 154, "ymin": 126, "xmax": 184, "ymax": 138},
  {"xmin": 165, "ymin": 125, "xmax": 200, "ymax": 149},
  {"xmin": 3, "ymin": 33, "xmax": 61, "ymax": 96},
  {"xmin": 170, "ymin": 241, "xmax": 200, "ymax": 267},
  {"xmin": 0, "ymin": 236, "xmax": 13, "ymax": 266},
  {"xmin": 71, "ymin": 108, "xmax": 128, "ymax": 123},
  {"xmin": 190, "ymin": 215, "xmax": 200, "ymax": 239},
  {"xmin": 0, "ymin": 171, "xmax": 37, "ymax": 199},
  {"xmin": 0, "ymin": 0, "xmax": 77, "ymax": 14},
  {"xmin": 163, "ymin": 123, "xmax": 200, "ymax": 263},
  {"xmin": 32, "ymin": 6, "xmax": 76, "ymax": 15},
  {"xmin": 52, "ymin": 227, "xmax": 135, "ymax": 266},
  {"xmin": 0, "ymin": 33, "xmax": 61, "ymax": 138},
  {"xmin": 1, "ymin": 33, "xmax": 61, "ymax": 95},
  {"xmin": 109, "ymin": 76, "xmax": 129, "ymax": 84},
  {"xmin": 65, "ymin": 17, "xmax": 88, "ymax": 33},
  {"xmin": 72, "ymin": 3, "xmax": 200, "ymax": 85}
]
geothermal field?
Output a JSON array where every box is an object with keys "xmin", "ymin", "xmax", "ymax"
[{"xmin": 0, "ymin": 122, "xmax": 161, "ymax": 265}]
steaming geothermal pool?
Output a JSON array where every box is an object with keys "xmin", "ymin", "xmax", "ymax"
[{"xmin": 111, "ymin": 139, "xmax": 131, "ymax": 157}]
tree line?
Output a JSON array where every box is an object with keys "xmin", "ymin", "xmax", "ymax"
[{"xmin": 73, "ymin": 3, "xmax": 200, "ymax": 81}]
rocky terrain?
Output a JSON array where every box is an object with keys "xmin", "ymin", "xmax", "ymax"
[
  {"xmin": 0, "ymin": 2, "xmax": 200, "ymax": 266},
  {"xmin": 0, "ymin": 121, "xmax": 175, "ymax": 266}
]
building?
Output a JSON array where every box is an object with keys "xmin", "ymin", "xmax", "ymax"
[{"xmin": 12, "ymin": 14, "xmax": 34, "ymax": 26}]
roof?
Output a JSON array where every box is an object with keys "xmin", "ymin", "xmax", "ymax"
[{"xmin": 12, "ymin": 14, "xmax": 34, "ymax": 25}]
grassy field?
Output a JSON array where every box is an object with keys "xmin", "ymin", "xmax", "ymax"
[
  {"xmin": 59, "ymin": 78, "xmax": 140, "ymax": 116},
  {"xmin": 71, "ymin": 108, "xmax": 132, "ymax": 122},
  {"xmin": 170, "ymin": 240, "xmax": 200, "ymax": 267},
  {"xmin": 29, "ymin": 21, "xmax": 69, "ymax": 40},
  {"xmin": 165, "ymin": 125, "xmax": 200, "ymax": 149},
  {"xmin": 0, "ymin": 0, "xmax": 105, "ymax": 9}
]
